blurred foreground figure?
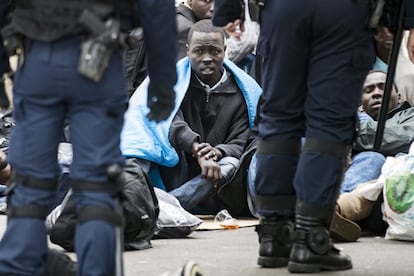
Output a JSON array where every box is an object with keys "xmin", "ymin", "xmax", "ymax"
[
  {"xmin": 211, "ymin": 0, "xmax": 414, "ymax": 273},
  {"xmin": 0, "ymin": 0, "xmax": 177, "ymax": 275}
]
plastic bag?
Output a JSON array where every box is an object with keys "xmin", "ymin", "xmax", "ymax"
[
  {"xmin": 383, "ymin": 142, "xmax": 414, "ymax": 241},
  {"xmin": 225, "ymin": 0, "xmax": 260, "ymax": 63},
  {"xmin": 154, "ymin": 188, "xmax": 203, "ymax": 238}
]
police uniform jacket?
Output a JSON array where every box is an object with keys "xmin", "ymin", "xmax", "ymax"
[
  {"xmin": 0, "ymin": 2, "xmax": 10, "ymax": 75},
  {"xmin": 212, "ymin": 0, "xmax": 414, "ymax": 29},
  {"xmin": 0, "ymin": 0, "xmax": 177, "ymax": 89}
]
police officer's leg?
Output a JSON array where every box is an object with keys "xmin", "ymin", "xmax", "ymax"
[
  {"xmin": 0, "ymin": 175, "xmax": 58, "ymax": 275},
  {"xmin": 288, "ymin": 0, "xmax": 373, "ymax": 272},
  {"xmin": 289, "ymin": 139, "xmax": 351, "ymax": 273},
  {"xmin": 253, "ymin": 0, "xmax": 311, "ymax": 268},
  {"xmin": 253, "ymin": 141, "xmax": 300, "ymax": 268},
  {"xmin": 0, "ymin": 41, "xmax": 66, "ymax": 274},
  {"xmin": 71, "ymin": 181, "xmax": 123, "ymax": 276},
  {"xmin": 67, "ymin": 52, "xmax": 127, "ymax": 275}
]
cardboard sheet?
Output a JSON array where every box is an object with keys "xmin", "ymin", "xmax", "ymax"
[{"xmin": 196, "ymin": 216, "xmax": 259, "ymax": 231}]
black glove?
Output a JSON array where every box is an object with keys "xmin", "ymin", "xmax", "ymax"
[{"xmin": 146, "ymin": 83, "xmax": 175, "ymax": 122}]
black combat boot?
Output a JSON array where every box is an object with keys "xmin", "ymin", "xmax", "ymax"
[
  {"xmin": 288, "ymin": 202, "xmax": 352, "ymax": 273},
  {"xmin": 45, "ymin": 249, "xmax": 77, "ymax": 276},
  {"xmin": 255, "ymin": 217, "xmax": 294, "ymax": 267}
]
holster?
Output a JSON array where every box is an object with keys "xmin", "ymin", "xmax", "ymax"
[
  {"xmin": 77, "ymin": 9, "xmax": 138, "ymax": 83},
  {"xmin": 1, "ymin": 25, "xmax": 30, "ymax": 68}
]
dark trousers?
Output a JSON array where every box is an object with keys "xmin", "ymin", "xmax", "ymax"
[
  {"xmin": 0, "ymin": 38, "xmax": 128, "ymax": 276},
  {"xmin": 254, "ymin": 0, "xmax": 374, "ymax": 215},
  {"xmin": 160, "ymin": 152, "xmax": 239, "ymax": 214}
]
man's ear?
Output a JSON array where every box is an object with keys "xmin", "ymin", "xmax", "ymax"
[{"xmin": 186, "ymin": 43, "xmax": 190, "ymax": 55}]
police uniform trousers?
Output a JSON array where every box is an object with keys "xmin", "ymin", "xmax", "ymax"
[
  {"xmin": 253, "ymin": 0, "xmax": 375, "ymax": 216},
  {"xmin": 0, "ymin": 38, "xmax": 128, "ymax": 276}
]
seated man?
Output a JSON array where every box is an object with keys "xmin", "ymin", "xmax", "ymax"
[
  {"xmin": 335, "ymin": 70, "xmax": 414, "ymax": 238},
  {"xmin": 121, "ymin": 19, "xmax": 262, "ymax": 215},
  {"xmin": 176, "ymin": 0, "xmax": 214, "ymax": 61},
  {"xmin": 355, "ymin": 70, "xmax": 414, "ymax": 155},
  {"xmin": 340, "ymin": 69, "xmax": 409, "ymax": 194},
  {"xmin": 249, "ymin": 70, "xmax": 414, "ymax": 241}
]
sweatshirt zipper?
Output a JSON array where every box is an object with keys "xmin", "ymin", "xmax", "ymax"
[{"xmin": 206, "ymin": 90, "xmax": 211, "ymax": 103}]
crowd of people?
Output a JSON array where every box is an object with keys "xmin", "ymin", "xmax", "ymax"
[{"xmin": 0, "ymin": 0, "xmax": 414, "ymax": 275}]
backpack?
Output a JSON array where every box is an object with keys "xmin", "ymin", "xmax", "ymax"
[
  {"xmin": 49, "ymin": 158, "xmax": 159, "ymax": 251},
  {"xmin": 122, "ymin": 158, "xmax": 159, "ymax": 250}
]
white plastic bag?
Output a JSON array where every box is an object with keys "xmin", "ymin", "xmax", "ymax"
[
  {"xmin": 383, "ymin": 142, "xmax": 414, "ymax": 241},
  {"xmin": 154, "ymin": 188, "xmax": 203, "ymax": 238},
  {"xmin": 225, "ymin": 0, "xmax": 260, "ymax": 63}
]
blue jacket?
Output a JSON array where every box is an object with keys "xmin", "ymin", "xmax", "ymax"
[{"xmin": 121, "ymin": 57, "xmax": 262, "ymax": 167}]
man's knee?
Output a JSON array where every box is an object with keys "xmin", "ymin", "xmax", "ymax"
[{"xmin": 218, "ymin": 156, "xmax": 239, "ymax": 180}]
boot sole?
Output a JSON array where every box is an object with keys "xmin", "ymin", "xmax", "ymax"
[
  {"xmin": 330, "ymin": 212, "xmax": 361, "ymax": 242},
  {"xmin": 258, "ymin": 256, "xmax": 289, "ymax": 268},
  {"xmin": 288, "ymin": 261, "xmax": 352, "ymax": 273}
]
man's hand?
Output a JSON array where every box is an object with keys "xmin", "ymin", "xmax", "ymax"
[
  {"xmin": 223, "ymin": 19, "xmax": 245, "ymax": 40},
  {"xmin": 191, "ymin": 142, "xmax": 223, "ymax": 161},
  {"xmin": 197, "ymin": 157, "xmax": 222, "ymax": 188},
  {"xmin": 146, "ymin": 83, "xmax": 175, "ymax": 122},
  {"xmin": 408, "ymin": 29, "xmax": 414, "ymax": 64}
]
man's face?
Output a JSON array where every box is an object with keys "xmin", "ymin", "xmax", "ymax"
[
  {"xmin": 188, "ymin": 31, "xmax": 225, "ymax": 86},
  {"xmin": 374, "ymin": 26, "xmax": 394, "ymax": 51},
  {"xmin": 361, "ymin": 71, "xmax": 399, "ymax": 119},
  {"xmin": 189, "ymin": 0, "xmax": 214, "ymax": 20}
]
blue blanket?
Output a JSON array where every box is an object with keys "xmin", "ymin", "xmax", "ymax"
[{"xmin": 120, "ymin": 57, "xmax": 262, "ymax": 167}]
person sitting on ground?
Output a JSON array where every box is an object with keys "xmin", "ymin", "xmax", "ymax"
[
  {"xmin": 334, "ymin": 70, "xmax": 414, "ymax": 239},
  {"xmin": 176, "ymin": 0, "xmax": 214, "ymax": 61},
  {"xmin": 372, "ymin": 26, "xmax": 393, "ymax": 73},
  {"xmin": 341, "ymin": 69, "xmax": 414, "ymax": 194},
  {"xmin": 371, "ymin": 26, "xmax": 414, "ymax": 106},
  {"xmin": 176, "ymin": 0, "xmax": 259, "ymax": 76},
  {"xmin": 355, "ymin": 70, "xmax": 414, "ymax": 156},
  {"xmin": 248, "ymin": 70, "xmax": 413, "ymax": 241},
  {"xmin": 121, "ymin": 19, "xmax": 262, "ymax": 215}
]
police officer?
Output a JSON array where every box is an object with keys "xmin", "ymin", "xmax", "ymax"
[
  {"xmin": 0, "ymin": 0, "xmax": 176, "ymax": 275},
  {"xmin": 214, "ymin": 0, "xmax": 413, "ymax": 274}
]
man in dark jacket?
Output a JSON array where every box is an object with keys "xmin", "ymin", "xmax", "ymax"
[
  {"xmin": 213, "ymin": 0, "xmax": 414, "ymax": 274},
  {"xmin": 356, "ymin": 70, "xmax": 414, "ymax": 156},
  {"xmin": 160, "ymin": 19, "xmax": 257, "ymax": 214},
  {"xmin": 176, "ymin": 0, "xmax": 214, "ymax": 60},
  {"xmin": 0, "ymin": 1, "xmax": 176, "ymax": 275}
]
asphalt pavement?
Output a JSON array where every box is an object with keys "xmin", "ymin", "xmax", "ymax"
[
  {"xmin": 0, "ymin": 214, "xmax": 414, "ymax": 275},
  {"xmin": 0, "ymin": 215, "xmax": 404, "ymax": 276}
]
